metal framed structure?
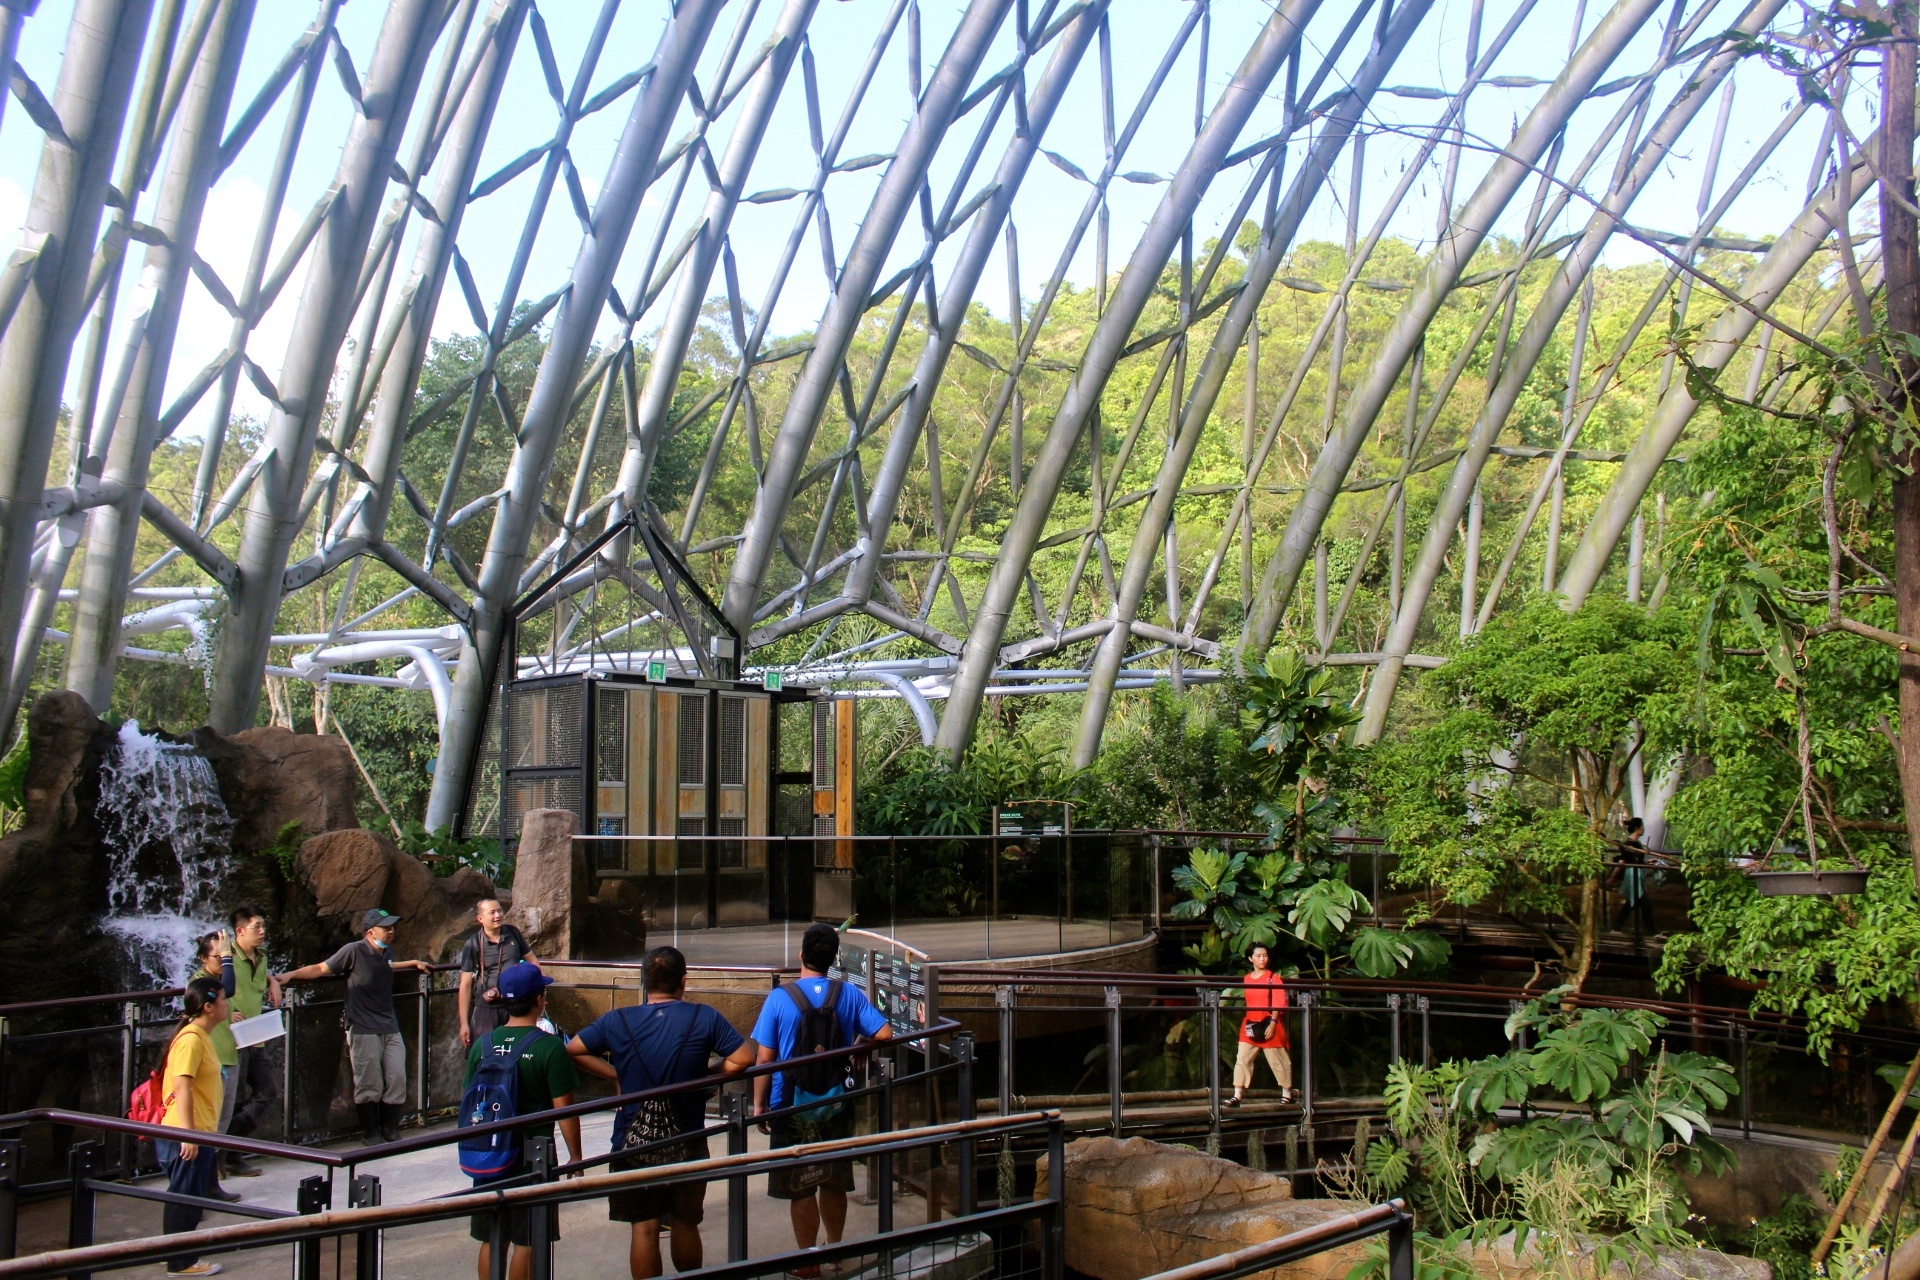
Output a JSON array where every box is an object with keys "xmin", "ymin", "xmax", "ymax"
[{"xmin": 0, "ymin": 0, "xmax": 1874, "ymax": 825}]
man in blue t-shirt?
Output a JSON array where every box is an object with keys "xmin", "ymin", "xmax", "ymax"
[
  {"xmin": 567, "ymin": 946, "xmax": 754, "ymax": 1280},
  {"xmin": 750, "ymin": 923, "xmax": 892, "ymax": 1260}
]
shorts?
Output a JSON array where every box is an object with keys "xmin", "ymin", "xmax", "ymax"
[
  {"xmin": 608, "ymin": 1136, "xmax": 710, "ymax": 1224},
  {"xmin": 766, "ymin": 1109, "xmax": 856, "ymax": 1200},
  {"xmin": 468, "ymin": 1172, "xmax": 563, "ymax": 1247}
]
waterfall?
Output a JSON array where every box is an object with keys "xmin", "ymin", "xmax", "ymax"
[{"xmin": 96, "ymin": 720, "xmax": 236, "ymax": 986}]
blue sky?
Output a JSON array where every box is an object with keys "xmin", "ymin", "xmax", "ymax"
[{"xmin": 0, "ymin": 0, "xmax": 1844, "ymax": 444}]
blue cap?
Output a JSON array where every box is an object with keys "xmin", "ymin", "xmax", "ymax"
[{"xmin": 497, "ymin": 961, "xmax": 554, "ymax": 1003}]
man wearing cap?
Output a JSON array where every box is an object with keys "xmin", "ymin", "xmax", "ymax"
[
  {"xmin": 467, "ymin": 962, "xmax": 583, "ymax": 1280},
  {"xmin": 278, "ymin": 909, "xmax": 431, "ymax": 1143}
]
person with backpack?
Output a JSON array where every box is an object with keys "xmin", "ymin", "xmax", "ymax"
[
  {"xmin": 276, "ymin": 908, "xmax": 431, "ymax": 1143},
  {"xmin": 1224, "ymin": 943, "xmax": 1292, "ymax": 1108},
  {"xmin": 458, "ymin": 897, "xmax": 532, "ymax": 1048},
  {"xmin": 459, "ymin": 962, "xmax": 583, "ymax": 1280},
  {"xmin": 186, "ymin": 932, "xmax": 243, "ymax": 1203},
  {"xmin": 750, "ymin": 924, "xmax": 892, "ymax": 1263},
  {"xmin": 155, "ymin": 975, "xmax": 232, "ymax": 1277},
  {"xmin": 565, "ymin": 946, "xmax": 754, "ymax": 1280}
]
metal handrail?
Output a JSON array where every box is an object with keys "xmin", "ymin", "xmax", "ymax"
[
  {"xmin": 1137, "ymin": 1200, "xmax": 1411, "ymax": 1280},
  {"xmin": 0, "ymin": 1018, "xmax": 965, "ymax": 1170},
  {"xmin": 0, "ymin": 1111, "xmax": 1057, "ymax": 1279}
]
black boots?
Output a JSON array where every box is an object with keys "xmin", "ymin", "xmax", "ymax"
[
  {"xmin": 356, "ymin": 1102, "xmax": 380, "ymax": 1144},
  {"xmin": 379, "ymin": 1103, "xmax": 403, "ymax": 1144}
]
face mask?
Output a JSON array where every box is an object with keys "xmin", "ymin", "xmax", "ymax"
[{"xmin": 372, "ymin": 938, "xmax": 390, "ymax": 952}]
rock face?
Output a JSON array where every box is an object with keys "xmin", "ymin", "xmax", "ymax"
[
  {"xmin": 292, "ymin": 826, "xmax": 498, "ymax": 963},
  {"xmin": 0, "ymin": 691, "xmax": 119, "ymax": 996},
  {"xmin": 197, "ymin": 725, "xmax": 357, "ymax": 852},
  {"xmin": 1035, "ymin": 1137, "xmax": 1372, "ymax": 1280},
  {"xmin": 298, "ymin": 828, "xmax": 395, "ymax": 918},
  {"xmin": 1462, "ymin": 1234, "xmax": 1771, "ymax": 1280},
  {"xmin": 506, "ymin": 808, "xmax": 588, "ymax": 958}
]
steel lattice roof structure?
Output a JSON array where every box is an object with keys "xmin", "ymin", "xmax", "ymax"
[{"xmin": 0, "ymin": 0, "xmax": 1870, "ymax": 829}]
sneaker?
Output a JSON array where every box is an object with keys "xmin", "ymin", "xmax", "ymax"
[{"xmin": 166, "ymin": 1263, "xmax": 222, "ymax": 1276}]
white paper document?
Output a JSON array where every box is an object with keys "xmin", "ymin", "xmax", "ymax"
[{"xmin": 231, "ymin": 1010, "xmax": 285, "ymax": 1048}]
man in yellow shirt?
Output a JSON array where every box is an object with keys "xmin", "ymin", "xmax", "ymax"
[{"xmin": 160, "ymin": 975, "xmax": 230, "ymax": 1277}]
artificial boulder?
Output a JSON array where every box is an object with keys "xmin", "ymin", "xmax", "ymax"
[
  {"xmin": 196, "ymin": 725, "xmax": 356, "ymax": 852},
  {"xmin": 507, "ymin": 808, "xmax": 587, "ymax": 957},
  {"xmin": 1460, "ymin": 1233, "xmax": 1770, "ymax": 1280},
  {"xmin": 1035, "ymin": 1137, "xmax": 1373, "ymax": 1280},
  {"xmin": 391, "ymin": 866, "xmax": 497, "ymax": 964},
  {"xmin": 297, "ymin": 828, "xmax": 394, "ymax": 919}
]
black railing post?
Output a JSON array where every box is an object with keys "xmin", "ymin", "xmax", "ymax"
[
  {"xmin": 1045, "ymin": 1118, "xmax": 1067, "ymax": 1280},
  {"xmin": 293, "ymin": 1175, "xmax": 329, "ymax": 1280},
  {"xmin": 1202, "ymin": 987, "xmax": 1221, "ymax": 1156},
  {"xmin": 527, "ymin": 1135, "xmax": 554, "ymax": 1280},
  {"xmin": 1387, "ymin": 1205, "xmax": 1414, "ymax": 1280},
  {"xmin": 284, "ymin": 994, "xmax": 298, "ymax": 1143},
  {"xmin": 1417, "ymin": 996, "xmax": 1431, "ymax": 1068},
  {"xmin": 876, "ymin": 1057, "xmax": 895, "ymax": 1234},
  {"xmin": 415, "ymin": 971, "xmax": 429, "ymax": 1124},
  {"xmin": 119, "ymin": 1001, "xmax": 137, "ymax": 1176},
  {"xmin": 1739, "ymin": 1024, "xmax": 1751, "ymax": 1139},
  {"xmin": 997, "ymin": 985, "xmax": 1015, "ymax": 1117},
  {"xmin": 350, "ymin": 1171, "xmax": 382, "ymax": 1280},
  {"xmin": 726, "ymin": 1093, "xmax": 749, "ymax": 1263},
  {"xmin": 1104, "ymin": 987, "xmax": 1123, "ymax": 1137},
  {"xmin": 956, "ymin": 1032, "xmax": 977, "ymax": 1216},
  {"xmin": 0, "ymin": 1138, "xmax": 19, "ymax": 1261},
  {"xmin": 67, "ymin": 1139, "xmax": 99, "ymax": 1280},
  {"xmin": 1297, "ymin": 992, "xmax": 1314, "ymax": 1121},
  {"xmin": 1388, "ymin": 994, "xmax": 1401, "ymax": 1067}
]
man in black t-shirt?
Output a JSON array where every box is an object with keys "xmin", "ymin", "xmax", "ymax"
[
  {"xmin": 279, "ymin": 909, "xmax": 431, "ymax": 1143},
  {"xmin": 457, "ymin": 897, "xmax": 531, "ymax": 1049}
]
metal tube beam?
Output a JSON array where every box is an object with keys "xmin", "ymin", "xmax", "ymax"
[
  {"xmin": 64, "ymin": 0, "xmax": 259, "ymax": 711},
  {"xmin": 0, "ymin": 0, "xmax": 156, "ymax": 746},
  {"xmin": 1557, "ymin": 120, "xmax": 1886, "ymax": 607},
  {"xmin": 1241, "ymin": 0, "xmax": 1665, "ymax": 660},
  {"xmin": 936, "ymin": 0, "xmax": 1316, "ymax": 759},
  {"xmin": 846, "ymin": 1, "xmax": 1106, "ymax": 608},
  {"xmin": 723, "ymin": 0, "xmax": 1017, "ymax": 631},
  {"xmin": 1354, "ymin": 0, "xmax": 1785, "ymax": 740},
  {"xmin": 1074, "ymin": 0, "xmax": 1431, "ymax": 769},
  {"xmin": 432, "ymin": 0, "xmax": 727, "ymax": 830},
  {"xmin": 207, "ymin": 0, "xmax": 446, "ymax": 731}
]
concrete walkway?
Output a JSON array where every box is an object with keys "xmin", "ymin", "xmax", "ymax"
[{"xmin": 17, "ymin": 1110, "xmax": 944, "ymax": 1279}]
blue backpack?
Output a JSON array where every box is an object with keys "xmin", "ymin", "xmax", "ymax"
[{"xmin": 458, "ymin": 1027, "xmax": 547, "ymax": 1178}]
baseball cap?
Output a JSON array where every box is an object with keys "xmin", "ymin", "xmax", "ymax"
[
  {"xmin": 497, "ymin": 961, "xmax": 555, "ymax": 1003},
  {"xmin": 361, "ymin": 909, "xmax": 402, "ymax": 931}
]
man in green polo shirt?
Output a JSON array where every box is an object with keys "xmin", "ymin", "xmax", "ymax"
[{"xmin": 223, "ymin": 906, "xmax": 282, "ymax": 1178}]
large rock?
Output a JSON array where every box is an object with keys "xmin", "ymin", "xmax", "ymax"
[
  {"xmin": 297, "ymin": 828, "xmax": 394, "ymax": 918},
  {"xmin": 0, "ymin": 692, "xmax": 118, "ymax": 996},
  {"xmin": 1035, "ymin": 1137, "xmax": 1370, "ymax": 1280},
  {"xmin": 1461, "ymin": 1233, "xmax": 1770, "ymax": 1280},
  {"xmin": 197, "ymin": 725, "xmax": 357, "ymax": 852},
  {"xmin": 393, "ymin": 866, "xmax": 497, "ymax": 964},
  {"xmin": 506, "ymin": 808, "xmax": 587, "ymax": 957}
]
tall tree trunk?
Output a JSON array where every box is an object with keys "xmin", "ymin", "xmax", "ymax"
[{"xmin": 1886, "ymin": 3, "xmax": 1920, "ymax": 893}]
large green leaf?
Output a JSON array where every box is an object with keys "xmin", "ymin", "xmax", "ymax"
[{"xmin": 1348, "ymin": 926, "xmax": 1415, "ymax": 978}]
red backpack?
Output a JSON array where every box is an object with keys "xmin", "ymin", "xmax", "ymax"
[{"xmin": 128, "ymin": 1067, "xmax": 168, "ymax": 1125}]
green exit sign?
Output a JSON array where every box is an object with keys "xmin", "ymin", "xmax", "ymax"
[
  {"xmin": 647, "ymin": 659, "xmax": 666, "ymax": 682},
  {"xmin": 763, "ymin": 671, "xmax": 783, "ymax": 691}
]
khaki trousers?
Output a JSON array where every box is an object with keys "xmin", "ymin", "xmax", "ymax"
[
  {"xmin": 348, "ymin": 1032, "xmax": 407, "ymax": 1104},
  {"xmin": 1233, "ymin": 1040, "xmax": 1292, "ymax": 1091}
]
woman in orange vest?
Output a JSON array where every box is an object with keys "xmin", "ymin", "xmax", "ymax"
[{"xmin": 1224, "ymin": 944, "xmax": 1293, "ymax": 1107}]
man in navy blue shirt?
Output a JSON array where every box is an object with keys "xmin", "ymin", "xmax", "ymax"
[
  {"xmin": 751, "ymin": 923, "xmax": 892, "ymax": 1262},
  {"xmin": 567, "ymin": 947, "xmax": 754, "ymax": 1280}
]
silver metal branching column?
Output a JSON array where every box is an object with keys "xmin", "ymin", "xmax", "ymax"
[
  {"xmin": 206, "ymin": 0, "xmax": 448, "ymax": 732},
  {"xmin": 0, "ymin": 0, "xmax": 156, "ymax": 746},
  {"xmin": 430, "ymin": 0, "xmax": 728, "ymax": 831},
  {"xmin": 935, "ymin": 0, "xmax": 1317, "ymax": 760},
  {"xmin": 64, "ymin": 0, "xmax": 261, "ymax": 713}
]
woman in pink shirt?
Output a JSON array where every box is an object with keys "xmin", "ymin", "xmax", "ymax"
[{"xmin": 1224, "ymin": 944, "xmax": 1293, "ymax": 1107}]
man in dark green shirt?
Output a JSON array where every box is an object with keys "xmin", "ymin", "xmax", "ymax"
[{"xmin": 466, "ymin": 962, "xmax": 582, "ymax": 1280}]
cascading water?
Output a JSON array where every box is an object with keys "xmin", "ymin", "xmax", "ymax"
[{"xmin": 96, "ymin": 720, "xmax": 236, "ymax": 985}]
